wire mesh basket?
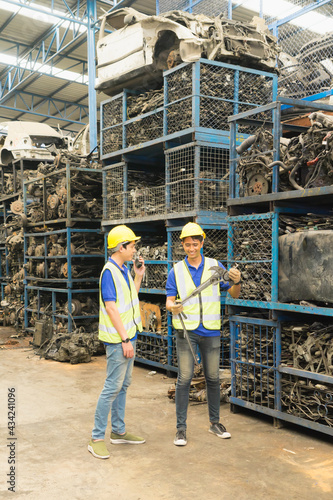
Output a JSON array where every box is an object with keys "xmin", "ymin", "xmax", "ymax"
[
  {"xmin": 166, "ymin": 143, "xmax": 229, "ymax": 213},
  {"xmin": 228, "ymin": 214, "xmax": 274, "ymax": 302}
]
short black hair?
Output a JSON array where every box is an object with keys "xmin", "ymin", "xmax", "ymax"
[{"xmin": 181, "ymin": 235, "xmax": 203, "ymax": 243}]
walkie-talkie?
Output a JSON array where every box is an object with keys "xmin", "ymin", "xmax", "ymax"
[{"xmin": 134, "ymin": 255, "xmax": 142, "ymax": 268}]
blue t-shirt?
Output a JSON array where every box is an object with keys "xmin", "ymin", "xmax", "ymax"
[
  {"xmin": 101, "ymin": 258, "xmax": 137, "ymax": 343},
  {"xmin": 166, "ymin": 256, "xmax": 229, "ymax": 337}
]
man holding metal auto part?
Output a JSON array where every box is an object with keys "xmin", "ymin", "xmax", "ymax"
[
  {"xmin": 88, "ymin": 225, "xmax": 146, "ymax": 459},
  {"xmin": 166, "ymin": 222, "xmax": 241, "ymax": 446}
]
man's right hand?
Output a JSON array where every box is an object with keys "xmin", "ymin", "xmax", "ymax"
[{"xmin": 122, "ymin": 341, "xmax": 134, "ymax": 358}]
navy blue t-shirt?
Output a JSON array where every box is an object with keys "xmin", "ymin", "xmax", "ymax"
[
  {"xmin": 166, "ymin": 256, "xmax": 230, "ymax": 337},
  {"xmin": 101, "ymin": 258, "xmax": 137, "ymax": 343}
]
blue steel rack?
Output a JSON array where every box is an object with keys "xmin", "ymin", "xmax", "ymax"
[
  {"xmin": 24, "ymin": 285, "xmax": 99, "ymax": 334},
  {"xmin": 101, "ymin": 60, "xmax": 277, "ymax": 373},
  {"xmin": 100, "ymin": 59, "xmax": 278, "ymax": 160},
  {"xmin": 226, "ymin": 96, "xmax": 333, "ymax": 435},
  {"xmin": 229, "ymin": 313, "xmax": 333, "ymax": 436}
]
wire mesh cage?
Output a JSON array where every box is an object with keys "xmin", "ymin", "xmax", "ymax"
[
  {"xmin": 220, "ymin": 312, "xmax": 230, "ymax": 369},
  {"xmin": 281, "ymin": 374, "xmax": 333, "ymax": 427},
  {"xmin": 166, "ymin": 143, "xmax": 229, "ymax": 213},
  {"xmin": 139, "ymin": 263, "xmax": 169, "ymax": 290},
  {"xmin": 275, "ymin": 1, "xmax": 333, "ymax": 99},
  {"xmin": 105, "ymin": 164, "xmax": 125, "ymax": 220},
  {"xmin": 101, "ymin": 95, "xmax": 123, "ymax": 155},
  {"xmin": 126, "ymin": 110, "xmax": 164, "ymax": 148},
  {"xmin": 228, "ymin": 214, "xmax": 274, "ymax": 302},
  {"xmin": 231, "ymin": 316, "xmax": 277, "ymax": 409},
  {"xmin": 136, "ymin": 333, "xmax": 170, "ymax": 365},
  {"xmin": 24, "ymin": 167, "xmax": 103, "ymax": 226},
  {"xmin": 165, "ymin": 61, "xmax": 276, "ymax": 135},
  {"xmin": 127, "ymin": 185, "xmax": 166, "ymax": 218}
]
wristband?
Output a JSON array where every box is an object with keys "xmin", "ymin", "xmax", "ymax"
[
  {"xmin": 122, "ymin": 338, "xmax": 130, "ymax": 343},
  {"xmin": 233, "ymin": 281, "xmax": 241, "ymax": 286}
]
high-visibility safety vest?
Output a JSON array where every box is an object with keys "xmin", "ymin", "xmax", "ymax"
[
  {"xmin": 98, "ymin": 261, "xmax": 142, "ymax": 343},
  {"xmin": 172, "ymin": 257, "xmax": 221, "ymax": 331}
]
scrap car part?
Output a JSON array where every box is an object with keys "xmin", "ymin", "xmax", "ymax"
[{"xmin": 96, "ymin": 8, "xmax": 279, "ymax": 95}]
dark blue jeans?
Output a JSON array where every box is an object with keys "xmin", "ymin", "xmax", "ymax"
[{"xmin": 175, "ymin": 331, "xmax": 220, "ymax": 430}]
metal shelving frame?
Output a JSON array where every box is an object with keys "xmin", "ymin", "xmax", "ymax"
[
  {"xmin": 100, "ymin": 59, "xmax": 278, "ymax": 160},
  {"xmin": 229, "ymin": 312, "xmax": 333, "ymax": 436},
  {"xmin": 23, "ymin": 162, "xmax": 103, "ymax": 228},
  {"xmin": 24, "ymin": 285, "xmax": 99, "ymax": 334},
  {"xmin": 23, "ymin": 227, "xmax": 104, "ymax": 286},
  {"xmin": 227, "ymin": 96, "xmax": 333, "ymax": 435}
]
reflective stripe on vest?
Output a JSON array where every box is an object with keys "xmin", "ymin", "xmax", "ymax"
[
  {"xmin": 172, "ymin": 257, "xmax": 221, "ymax": 331},
  {"xmin": 99, "ymin": 261, "xmax": 142, "ymax": 343}
]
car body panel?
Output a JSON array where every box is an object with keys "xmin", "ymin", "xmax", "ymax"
[
  {"xmin": 0, "ymin": 121, "xmax": 65, "ymax": 165},
  {"xmin": 96, "ymin": 8, "xmax": 279, "ymax": 96}
]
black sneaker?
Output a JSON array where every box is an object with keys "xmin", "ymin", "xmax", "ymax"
[
  {"xmin": 174, "ymin": 429, "xmax": 187, "ymax": 446},
  {"xmin": 209, "ymin": 423, "xmax": 231, "ymax": 439}
]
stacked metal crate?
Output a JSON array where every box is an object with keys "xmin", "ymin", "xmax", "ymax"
[
  {"xmin": 22, "ymin": 158, "xmax": 105, "ymax": 349},
  {"xmin": 227, "ymin": 98, "xmax": 333, "ymax": 436},
  {"xmin": 0, "ymin": 158, "xmax": 47, "ymax": 329},
  {"xmin": 101, "ymin": 59, "xmax": 277, "ymax": 372}
]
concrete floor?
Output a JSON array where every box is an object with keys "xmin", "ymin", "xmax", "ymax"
[{"xmin": 1, "ymin": 343, "xmax": 333, "ymax": 500}]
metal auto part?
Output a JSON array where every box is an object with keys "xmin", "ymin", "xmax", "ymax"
[{"xmin": 96, "ymin": 8, "xmax": 279, "ymax": 95}]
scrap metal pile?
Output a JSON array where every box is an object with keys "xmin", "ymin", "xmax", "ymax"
[
  {"xmin": 25, "ymin": 161, "xmax": 102, "ymax": 224},
  {"xmin": 43, "ymin": 323, "xmax": 103, "ymax": 364},
  {"xmin": 105, "ymin": 67, "xmax": 274, "ymax": 150},
  {"xmin": 96, "ymin": 7, "xmax": 279, "ymax": 96},
  {"xmin": 106, "ymin": 168, "xmax": 165, "ymax": 220},
  {"xmin": 235, "ymin": 319, "xmax": 333, "ymax": 426},
  {"xmin": 281, "ymin": 322, "xmax": 333, "ymax": 426},
  {"xmin": 132, "ymin": 236, "xmax": 168, "ymax": 289},
  {"xmin": 230, "ymin": 217, "xmax": 273, "ymax": 301},
  {"xmin": 237, "ymin": 112, "xmax": 333, "ymax": 196},
  {"xmin": 25, "ymin": 232, "xmax": 104, "ymax": 281}
]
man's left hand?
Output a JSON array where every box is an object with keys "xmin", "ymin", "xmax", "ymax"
[{"xmin": 133, "ymin": 257, "xmax": 145, "ymax": 276}]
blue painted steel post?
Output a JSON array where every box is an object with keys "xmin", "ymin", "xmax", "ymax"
[
  {"xmin": 167, "ymin": 229, "xmax": 173, "ymax": 367},
  {"xmin": 67, "ymin": 227, "xmax": 72, "ymax": 286},
  {"xmin": 229, "ymin": 121, "xmax": 236, "ymax": 199},
  {"xmin": 271, "ymin": 212, "xmax": 279, "ymax": 303},
  {"xmin": 272, "ymin": 101, "xmax": 281, "ymax": 193},
  {"xmin": 275, "ymin": 318, "xmax": 282, "ymax": 412},
  {"xmin": 66, "ymin": 162, "xmax": 71, "ymax": 225},
  {"xmin": 87, "ymin": 0, "xmax": 98, "ymax": 152}
]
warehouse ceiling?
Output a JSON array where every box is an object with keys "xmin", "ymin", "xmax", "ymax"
[
  {"xmin": 0, "ymin": 0, "xmax": 157, "ymax": 137},
  {"xmin": 1, "ymin": 1, "xmax": 332, "ymax": 139}
]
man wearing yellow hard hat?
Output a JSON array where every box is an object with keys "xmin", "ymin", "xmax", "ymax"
[
  {"xmin": 88, "ymin": 225, "xmax": 146, "ymax": 459},
  {"xmin": 166, "ymin": 222, "xmax": 241, "ymax": 446}
]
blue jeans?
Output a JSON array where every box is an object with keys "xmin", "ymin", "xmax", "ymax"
[
  {"xmin": 175, "ymin": 331, "xmax": 220, "ymax": 430},
  {"xmin": 92, "ymin": 340, "xmax": 136, "ymax": 439}
]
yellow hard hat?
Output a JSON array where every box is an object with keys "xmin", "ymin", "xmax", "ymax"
[
  {"xmin": 107, "ymin": 225, "xmax": 140, "ymax": 249},
  {"xmin": 180, "ymin": 222, "xmax": 206, "ymax": 240}
]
